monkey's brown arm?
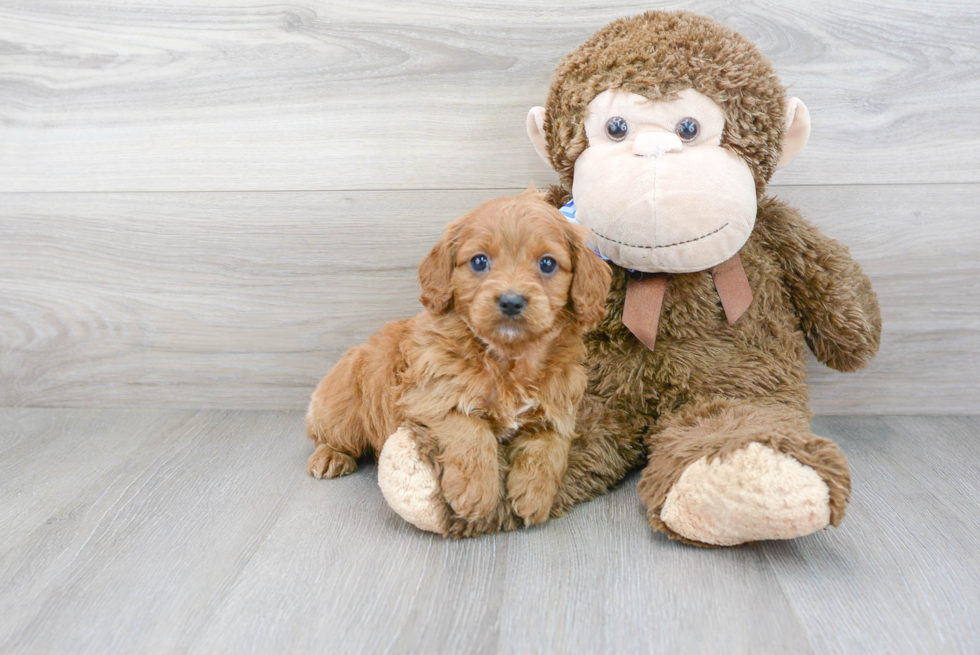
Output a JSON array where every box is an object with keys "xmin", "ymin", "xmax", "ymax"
[{"xmin": 757, "ymin": 197, "xmax": 882, "ymax": 373}]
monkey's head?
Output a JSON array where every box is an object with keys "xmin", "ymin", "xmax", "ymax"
[{"xmin": 527, "ymin": 11, "xmax": 811, "ymax": 274}]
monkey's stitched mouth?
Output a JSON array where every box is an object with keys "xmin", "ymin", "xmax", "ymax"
[{"xmin": 591, "ymin": 223, "xmax": 729, "ymax": 250}]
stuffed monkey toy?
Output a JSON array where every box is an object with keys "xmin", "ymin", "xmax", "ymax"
[{"xmin": 376, "ymin": 10, "xmax": 881, "ymax": 546}]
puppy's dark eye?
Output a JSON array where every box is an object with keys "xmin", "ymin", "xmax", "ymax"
[
  {"xmin": 538, "ymin": 256, "xmax": 557, "ymax": 275},
  {"xmin": 470, "ymin": 254, "xmax": 489, "ymax": 273},
  {"xmin": 605, "ymin": 116, "xmax": 629, "ymax": 141},
  {"xmin": 675, "ymin": 117, "xmax": 700, "ymax": 142}
]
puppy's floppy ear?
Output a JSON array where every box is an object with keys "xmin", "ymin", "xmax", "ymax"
[
  {"xmin": 563, "ymin": 222, "xmax": 611, "ymax": 329},
  {"xmin": 418, "ymin": 223, "xmax": 457, "ymax": 315}
]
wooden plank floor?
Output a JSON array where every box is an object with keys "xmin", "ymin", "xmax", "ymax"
[{"xmin": 1, "ymin": 410, "xmax": 977, "ymax": 654}]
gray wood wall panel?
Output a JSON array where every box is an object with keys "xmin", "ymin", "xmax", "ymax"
[
  {"xmin": 0, "ymin": 1, "xmax": 978, "ymax": 411},
  {"xmin": 0, "ymin": 0, "xmax": 977, "ymax": 191},
  {"xmin": 1, "ymin": 185, "xmax": 977, "ymax": 412}
]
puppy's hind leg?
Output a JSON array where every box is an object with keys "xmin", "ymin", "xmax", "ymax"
[
  {"xmin": 305, "ymin": 355, "xmax": 369, "ymax": 479},
  {"xmin": 306, "ymin": 444, "xmax": 357, "ymax": 480},
  {"xmin": 307, "ymin": 443, "xmax": 357, "ymax": 479}
]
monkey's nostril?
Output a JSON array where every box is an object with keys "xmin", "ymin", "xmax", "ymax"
[
  {"xmin": 497, "ymin": 293, "xmax": 527, "ymax": 317},
  {"xmin": 632, "ymin": 132, "xmax": 684, "ymax": 157}
]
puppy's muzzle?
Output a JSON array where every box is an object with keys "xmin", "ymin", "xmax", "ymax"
[{"xmin": 497, "ymin": 292, "xmax": 527, "ymax": 317}]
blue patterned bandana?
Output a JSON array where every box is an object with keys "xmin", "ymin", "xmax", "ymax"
[{"xmin": 559, "ymin": 199, "xmax": 608, "ymax": 260}]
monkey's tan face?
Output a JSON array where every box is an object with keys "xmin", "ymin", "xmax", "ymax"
[{"xmin": 571, "ymin": 89, "xmax": 757, "ymax": 273}]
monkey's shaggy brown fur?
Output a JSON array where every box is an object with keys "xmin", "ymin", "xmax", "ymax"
[
  {"xmin": 544, "ymin": 11, "xmax": 788, "ymax": 195},
  {"xmin": 440, "ymin": 10, "xmax": 881, "ymax": 544}
]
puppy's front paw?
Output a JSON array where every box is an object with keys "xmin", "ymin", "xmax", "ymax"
[
  {"xmin": 441, "ymin": 463, "xmax": 499, "ymax": 520},
  {"xmin": 507, "ymin": 471, "xmax": 558, "ymax": 526},
  {"xmin": 308, "ymin": 445, "xmax": 357, "ymax": 479}
]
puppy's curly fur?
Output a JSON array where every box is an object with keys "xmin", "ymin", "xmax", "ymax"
[{"xmin": 306, "ymin": 189, "xmax": 612, "ymax": 526}]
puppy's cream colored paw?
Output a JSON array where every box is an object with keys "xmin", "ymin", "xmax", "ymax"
[
  {"xmin": 507, "ymin": 474, "xmax": 557, "ymax": 526},
  {"xmin": 661, "ymin": 442, "xmax": 831, "ymax": 546},
  {"xmin": 378, "ymin": 427, "xmax": 443, "ymax": 533},
  {"xmin": 307, "ymin": 445, "xmax": 356, "ymax": 479},
  {"xmin": 441, "ymin": 462, "xmax": 499, "ymax": 521},
  {"xmin": 510, "ymin": 492, "xmax": 553, "ymax": 526}
]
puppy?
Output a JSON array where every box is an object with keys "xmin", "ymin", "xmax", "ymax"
[{"xmin": 305, "ymin": 188, "xmax": 611, "ymax": 526}]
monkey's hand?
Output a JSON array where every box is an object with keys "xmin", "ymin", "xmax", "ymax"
[{"xmin": 759, "ymin": 198, "xmax": 882, "ymax": 372}]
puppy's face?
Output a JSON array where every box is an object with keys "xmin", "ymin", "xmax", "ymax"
[
  {"xmin": 453, "ymin": 204, "xmax": 573, "ymax": 347},
  {"xmin": 419, "ymin": 190, "xmax": 611, "ymax": 355}
]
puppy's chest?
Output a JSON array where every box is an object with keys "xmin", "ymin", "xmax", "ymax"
[{"xmin": 461, "ymin": 380, "xmax": 543, "ymax": 442}]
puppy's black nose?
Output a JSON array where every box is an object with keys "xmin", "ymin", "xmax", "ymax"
[{"xmin": 497, "ymin": 292, "xmax": 527, "ymax": 317}]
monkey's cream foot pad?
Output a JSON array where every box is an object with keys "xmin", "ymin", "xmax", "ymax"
[
  {"xmin": 661, "ymin": 442, "xmax": 832, "ymax": 546},
  {"xmin": 377, "ymin": 427, "xmax": 444, "ymax": 533}
]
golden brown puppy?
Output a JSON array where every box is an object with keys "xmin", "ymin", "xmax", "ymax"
[{"xmin": 305, "ymin": 188, "xmax": 611, "ymax": 525}]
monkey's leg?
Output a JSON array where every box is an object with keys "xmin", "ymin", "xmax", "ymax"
[
  {"xmin": 637, "ymin": 397, "xmax": 850, "ymax": 547},
  {"xmin": 548, "ymin": 395, "xmax": 647, "ymax": 516}
]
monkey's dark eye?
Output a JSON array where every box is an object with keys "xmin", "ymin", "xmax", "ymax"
[
  {"xmin": 675, "ymin": 117, "xmax": 700, "ymax": 142},
  {"xmin": 605, "ymin": 116, "xmax": 629, "ymax": 141},
  {"xmin": 538, "ymin": 256, "xmax": 557, "ymax": 275},
  {"xmin": 470, "ymin": 254, "xmax": 489, "ymax": 273}
]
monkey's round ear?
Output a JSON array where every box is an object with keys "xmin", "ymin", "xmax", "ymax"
[
  {"xmin": 526, "ymin": 107, "xmax": 551, "ymax": 165},
  {"xmin": 776, "ymin": 98, "xmax": 811, "ymax": 170}
]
